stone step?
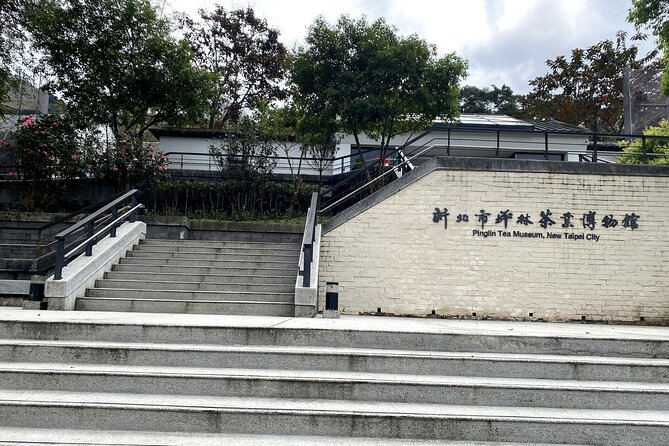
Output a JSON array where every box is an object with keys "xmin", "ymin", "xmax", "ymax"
[
  {"xmin": 104, "ymin": 271, "xmax": 294, "ymax": 285},
  {"xmin": 140, "ymin": 239, "xmax": 301, "ymax": 250},
  {"xmin": 95, "ymin": 279, "xmax": 294, "ymax": 293},
  {"xmin": 133, "ymin": 245, "xmax": 302, "ymax": 256},
  {"xmin": 75, "ymin": 297, "xmax": 295, "ymax": 316},
  {"xmin": 1, "ymin": 363, "xmax": 667, "ymax": 411},
  {"xmin": 118, "ymin": 256, "xmax": 296, "ymax": 269},
  {"xmin": 0, "ymin": 428, "xmax": 574, "ymax": 446},
  {"xmin": 1, "ymin": 315, "xmax": 667, "ymax": 358},
  {"xmin": 112, "ymin": 263, "xmax": 296, "ymax": 276},
  {"xmin": 126, "ymin": 250, "xmax": 299, "ymax": 262},
  {"xmin": 86, "ymin": 288, "xmax": 294, "ymax": 302},
  {"xmin": 0, "ymin": 390, "xmax": 666, "ymax": 444},
  {"xmin": 1, "ymin": 340, "xmax": 668, "ymax": 383}
]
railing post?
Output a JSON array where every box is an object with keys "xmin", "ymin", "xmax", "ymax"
[
  {"xmin": 130, "ymin": 193, "xmax": 137, "ymax": 223},
  {"xmin": 303, "ymin": 244, "xmax": 312, "ymax": 288},
  {"xmin": 110, "ymin": 205, "xmax": 118, "ymax": 237},
  {"xmin": 54, "ymin": 237, "xmax": 65, "ymax": 280},
  {"xmin": 496, "ymin": 130, "xmax": 500, "ymax": 157},
  {"xmin": 544, "ymin": 132, "xmax": 549, "ymax": 160},
  {"xmin": 85, "ymin": 221, "xmax": 94, "ymax": 256},
  {"xmin": 592, "ymin": 131, "xmax": 598, "ymax": 163},
  {"xmin": 447, "ymin": 129, "xmax": 451, "ymax": 156},
  {"xmin": 642, "ymin": 136, "xmax": 647, "ymax": 164}
]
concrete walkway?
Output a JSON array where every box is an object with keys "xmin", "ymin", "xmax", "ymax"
[{"xmin": 2, "ymin": 306, "xmax": 669, "ymax": 341}]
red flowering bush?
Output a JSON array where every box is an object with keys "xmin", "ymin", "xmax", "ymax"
[
  {"xmin": 92, "ymin": 134, "xmax": 169, "ymax": 189},
  {"xmin": 3, "ymin": 115, "xmax": 169, "ymax": 210},
  {"xmin": 10, "ymin": 114, "xmax": 90, "ymax": 210},
  {"xmin": 12, "ymin": 115, "xmax": 88, "ymax": 181}
]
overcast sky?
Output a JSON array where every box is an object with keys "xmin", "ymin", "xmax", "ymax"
[{"xmin": 165, "ymin": 0, "xmax": 657, "ymax": 94}]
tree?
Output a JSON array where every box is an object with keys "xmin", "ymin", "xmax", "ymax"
[
  {"xmin": 521, "ymin": 32, "xmax": 657, "ymax": 134},
  {"xmin": 24, "ymin": 0, "xmax": 211, "ymax": 140},
  {"xmin": 619, "ymin": 119, "xmax": 669, "ymax": 165},
  {"xmin": 460, "ymin": 84, "xmax": 520, "ymax": 115},
  {"xmin": 0, "ymin": 0, "xmax": 33, "ymax": 117},
  {"xmin": 254, "ymin": 103, "xmax": 307, "ymax": 213},
  {"xmin": 181, "ymin": 6, "xmax": 288, "ymax": 128},
  {"xmin": 629, "ymin": 0, "xmax": 669, "ymax": 95},
  {"xmin": 290, "ymin": 15, "xmax": 467, "ymax": 173}
]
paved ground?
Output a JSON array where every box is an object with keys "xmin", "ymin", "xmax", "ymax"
[{"xmin": 2, "ymin": 307, "xmax": 669, "ymax": 341}]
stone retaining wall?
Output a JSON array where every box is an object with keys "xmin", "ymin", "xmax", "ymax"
[{"xmin": 319, "ymin": 158, "xmax": 669, "ymax": 324}]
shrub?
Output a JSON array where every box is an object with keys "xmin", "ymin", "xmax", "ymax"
[{"xmin": 619, "ymin": 119, "xmax": 669, "ymax": 165}]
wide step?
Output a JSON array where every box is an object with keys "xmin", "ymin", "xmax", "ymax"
[
  {"xmin": 0, "ymin": 390, "xmax": 667, "ymax": 444},
  {"xmin": 0, "ymin": 312, "xmax": 668, "ymax": 443},
  {"xmin": 1, "ymin": 363, "xmax": 668, "ymax": 410}
]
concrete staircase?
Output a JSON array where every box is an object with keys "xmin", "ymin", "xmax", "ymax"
[
  {"xmin": 0, "ymin": 311, "xmax": 667, "ymax": 444},
  {"xmin": 77, "ymin": 237, "xmax": 301, "ymax": 316}
]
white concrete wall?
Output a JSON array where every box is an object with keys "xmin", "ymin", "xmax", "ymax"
[
  {"xmin": 159, "ymin": 129, "xmax": 588, "ymax": 174},
  {"xmin": 319, "ymin": 166, "xmax": 669, "ymax": 324},
  {"xmin": 160, "ymin": 136, "xmax": 351, "ymax": 176}
]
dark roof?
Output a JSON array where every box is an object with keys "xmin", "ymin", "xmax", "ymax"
[{"xmin": 529, "ymin": 120, "xmax": 591, "ymax": 134}]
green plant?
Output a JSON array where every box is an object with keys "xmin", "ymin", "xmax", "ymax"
[
  {"xmin": 93, "ymin": 134, "xmax": 168, "ymax": 189},
  {"xmin": 11, "ymin": 114, "xmax": 89, "ymax": 210},
  {"xmin": 619, "ymin": 119, "xmax": 669, "ymax": 165}
]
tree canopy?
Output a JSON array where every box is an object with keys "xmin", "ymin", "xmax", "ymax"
[
  {"xmin": 629, "ymin": 0, "xmax": 669, "ymax": 95},
  {"xmin": 180, "ymin": 6, "xmax": 288, "ymax": 129},
  {"xmin": 460, "ymin": 84, "xmax": 520, "ymax": 116},
  {"xmin": 290, "ymin": 15, "xmax": 467, "ymax": 168},
  {"xmin": 520, "ymin": 31, "xmax": 657, "ymax": 134},
  {"xmin": 24, "ymin": 0, "xmax": 211, "ymax": 139},
  {"xmin": 0, "ymin": 0, "xmax": 29, "ymax": 116}
]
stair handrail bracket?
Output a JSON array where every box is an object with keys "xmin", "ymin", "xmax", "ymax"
[
  {"xmin": 53, "ymin": 190, "xmax": 143, "ymax": 281},
  {"xmin": 295, "ymin": 191, "xmax": 320, "ymax": 317}
]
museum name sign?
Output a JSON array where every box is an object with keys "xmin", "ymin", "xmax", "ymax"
[{"xmin": 432, "ymin": 207, "xmax": 639, "ymax": 243}]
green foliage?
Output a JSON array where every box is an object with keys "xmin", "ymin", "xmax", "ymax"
[
  {"xmin": 290, "ymin": 15, "xmax": 467, "ymax": 170},
  {"xmin": 24, "ymin": 0, "xmax": 211, "ymax": 139},
  {"xmin": 521, "ymin": 31, "xmax": 657, "ymax": 133},
  {"xmin": 9, "ymin": 114, "xmax": 88, "ymax": 210},
  {"xmin": 92, "ymin": 135, "xmax": 168, "ymax": 189},
  {"xmin": 619, "ymin": 119, "xmax": 669, "ymax": 165},
  {"xmin": 209, "ymin": 117, "xmax": 277, "ymax": 178},
  {"xmin": 629, "ymin": 0, "xmax": 669, "ymax": 95},
  {"xmin": 3, "ymin": 113, "xmax": 169, "ymax": 210},
  {"xmin": 460, "ymin": 84, "xmax": 520, "ymax": 116},
  {"xmin": 180, "ymin": 6, "xmax": 287, "ymax": 128},
  {"xmin": 254, "ymin": 104, "xmax": 309, "ymax": 213},
  {"xmin": 148, "ymin": 179, "xmax": 317, "ymax": 220}
]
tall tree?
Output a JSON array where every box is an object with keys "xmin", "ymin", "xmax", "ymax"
[
  {"xmin": 181, "ymin": 6, "xmax": 288, "ymax": 129},
  {"xmin": 521, "ymin": 31, "xmax": 657, "ymax": 134},
  {"xmin": 629, "ymin": 0, "xmax": 669, "ymax": 95},
  {"xmin": 290, "ymin": 15, "xmax": 467, "ymax": 172},
  {"xmin": 24, "ymin": 0, "xmax": 211, "ymax": 140},
  {"xmin": 460, "ymin": 84, "xmax": 520, "ymax": 116},
  {"xmin": 0, "ymin": 0, "xmax": 30, "ymax": 116}
]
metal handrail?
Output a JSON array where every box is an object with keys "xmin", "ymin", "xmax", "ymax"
[
  {"xmin": 299, "ymin": 191, "xmax": 320, "ymax": 288},
  {"xmin": 34, "ymin": 190, "xmax": 130, "ymax": 257},
  {"xmin": 53, "ymin": 189, "xmax": 141, "ymax": 280},
  {"xmin": 320, "ymin": 143, "xmax": 446, "ymax": 214}
]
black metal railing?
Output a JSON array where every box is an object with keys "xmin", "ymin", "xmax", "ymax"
[
  {"xmin": 52, "ymin": 189, "xmax": 142, "ymax": 280},
  {"xmin": 299, "ymin": 191, "xmax": 320, "ymax": 288}
]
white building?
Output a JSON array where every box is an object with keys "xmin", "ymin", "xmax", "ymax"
[{"xmin": 149, "ymin": 114, "xmax": 592, "ymax": 177}]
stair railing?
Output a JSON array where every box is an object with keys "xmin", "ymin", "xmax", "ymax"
[
  {"xmin": 299, "ymin": 191, "xmax": 320, "ymax": 288},
  {"xmin": 53, "ymin": 189, "xmax": 143, "ymax": 280}
]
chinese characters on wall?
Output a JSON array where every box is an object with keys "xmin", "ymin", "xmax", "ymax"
[{"xmin": 432, "ymin": 207, "xmax": 640, "ymax": 242}]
